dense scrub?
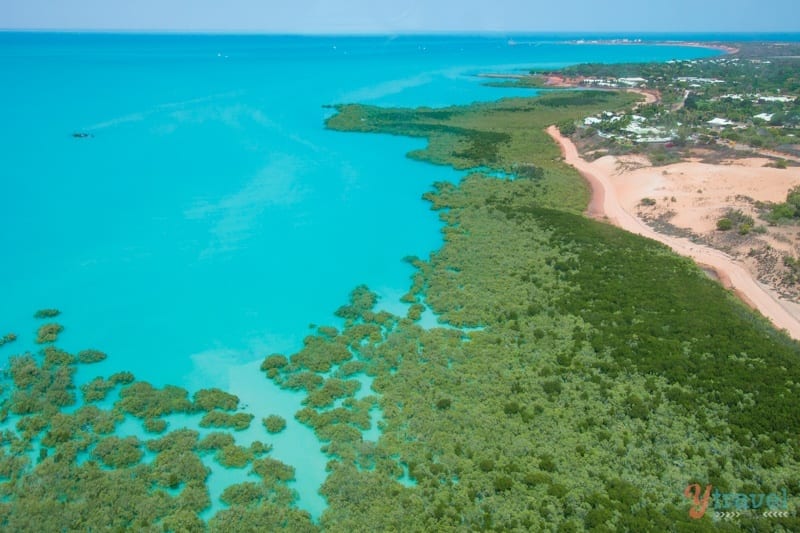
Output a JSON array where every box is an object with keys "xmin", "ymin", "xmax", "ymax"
[
  {"xmin": 303, "ymin": 90, "xmax": 800, "ymax": 530},
  {"xmin": 0, "ymin": 328, "xmax": 309, "ymax": 531},
  {"xmin": 326, "ymin": 91, "xmax": 638, "ymax": 212},
  {"xmin": 259, "ymin": 174, "xmax": 800, "ymax": 530}
]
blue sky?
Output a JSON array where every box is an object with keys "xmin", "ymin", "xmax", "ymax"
[{"xmin": 1, "ymin": 0, "xmax": 798, "ymax": 33}]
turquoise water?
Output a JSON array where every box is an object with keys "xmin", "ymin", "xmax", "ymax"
[{"xmin": 0, "ymin": 33, "xmax": 719, "ymax": 518}]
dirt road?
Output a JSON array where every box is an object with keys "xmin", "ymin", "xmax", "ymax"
[{"xmin": 547, "ymin": 125, "xmax": 800, "ymax": 340}]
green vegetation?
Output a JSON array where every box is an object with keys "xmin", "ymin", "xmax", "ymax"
[
  {"xmin": 209, "ymin": 501, "xmax": 314, "ymax": 532},
  {"xmin": 519, "ymin": 43, "xmax": 800, "ymax": 161},
  {"xmin": 143, "ymin": 417, "xmax": 168, "ymax": 434},
  {"xmin": 35, "ymin": 323, "xmax": 63, "ymax": 344},
  {"xmin": 763, "ymin": 185, "xmax": 800, "ymax": 224},
  {"xmin": 199, "ymin": 410, "xmax": 254, "ymax": 431},
  {"xmin": 482, "ymin": 74, "xmax": 549, "ymax": 89},
  {"xmin": 556, "ymin": 119, "xmax": 577, "ymax": 136},
  {"xmin": 198, "ymin": 431, "xmax": 236, "ymax": 451},
  {"xmin": 80, "ymin": 376, "xmax": 116, "ymax": 402},
  {"xmin": 717, "ymin": 209, "xmax": 754, "ymax": 234},
  {"xmin": 252, "ymin": 457, "xmax": 296, "ymax": 482},
  {"xmin": 407, "ymin": 303, "xmax": 424, "ymax": 321},
  {"xmin": 92, "ymin": 435, "xmax": 143, "ymax": 468},
  {"xmin": 277, "ymin": 87, "xmax": 800, "ymax": 530},
  {"xmin": 193, "ymin": 388, "xmax": 240, "ymax": 411},
  {"xmin": 261, "ymin": 354, "xmax": 289, "ymax": 379},
  {"xmin": 116, "ymin": 381, "xmax": 194, "ymax": 419},
  {"xmin": 7, "ymin": 352, "xmax": 76, "ymax": 415},
  {"xmin": 716, "ymin": 217, "xmax": 734, "ymax": 230},
  {"xmin": 250, "ymin": 440, "xmax": 272, "ymax": 455},
  {"xmin": 77, "ymin": 349, "xmax": 107, "ymax": 364},
  {"xmin": 260, "ymin": 173, "xmax": 799, "ymax": 529},
  {"xmin": 263, "ymin": 415, "xmax": 287, "ymax": 434},
  {"xmin": 0, "ymin": 319, "xmax": 311, "ymax": 530},
  {"xmin": 261, "ymin": 354, "xmax": 289, "ymax": 371},
  {"xmin": 326, "ymin": 90, "xmax": 638, "ymax": 211},
  {"xmin": 34, "ymin": 309, "xmax": 61, "ymax": 319},
  {"xmin": 0, "ymin": 333, "xmax": 16, "ymax": 348},
  {"xmin": 304, "ymin": 379, "xmax": 360, "ymax": 409},
  {"xmin": 109, "ymin": 371, "xmax": 135, "ymax": 384},
  {"xmin": 216, "ymin": 444, "xmax": 254, "ymax": 468}
]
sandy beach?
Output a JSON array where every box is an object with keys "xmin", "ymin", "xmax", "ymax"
[
  {"xmin": 565, "ymin": 39, "xmax": 740, "ymax": 56},
  {"xmin": 660, "ymin": 41, "xmax": 740, "ymax": 55},
  {"xmin": 547, "ymin": 125, "xmax": 800, "ymax": 340}
]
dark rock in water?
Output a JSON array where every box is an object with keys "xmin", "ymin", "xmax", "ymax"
[{"xmin": 72, "ymin": 132, "xmax": 93, "ymax": 139}]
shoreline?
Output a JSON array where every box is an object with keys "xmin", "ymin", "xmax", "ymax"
[
  {"xmin": 567, "ymin": 39, "xmax": 739, "ymax": 55},
  {"xmin": 478, "ymin": 39, "xmax": 738, "ymax": 86},
  {"xmin": 657, "ymin": 41, "xmax": 740, "ymax": 55},
  {"xmin": 547, "ymin": 125, "xmax": 800, "ymax": 340}
]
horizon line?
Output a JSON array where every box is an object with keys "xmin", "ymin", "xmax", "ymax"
[{"xmin": 2, "ymin": 28, "xmax": 800, "ymax": 37}]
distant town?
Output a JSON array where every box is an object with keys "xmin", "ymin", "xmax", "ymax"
[{"xmin": 490, "ymin": 41, "xmax": 800, "ymax": 165}]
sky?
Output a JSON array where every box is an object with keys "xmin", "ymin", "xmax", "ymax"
[{"xmin": 1, "ymin": 0, "xmax": 798, "ymax": 33}]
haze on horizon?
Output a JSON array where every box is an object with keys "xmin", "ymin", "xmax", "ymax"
[{"xmin": 1, "ymin": 0, "xmax": 798, "ymax": 34}]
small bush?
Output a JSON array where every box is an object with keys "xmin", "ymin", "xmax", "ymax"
[
  {"xmin": 34, "ymin": 309, "xmax": 61, "ymax": 319},
  {"xmin": 0, "ymin": 333, "xmax": 17, "ymax": 347},
  {"xmin": 193, "ymin": 388, "xmax": 239, "ymax": 412},
  {"xmin": 716, "ymin": 218, "xmax": 733, "ymax": 231},
  {"xmin": 260, "ymin": 354, "xmax": 288, "ymax": 371},
  {"xmin": 144, "ymin": 418, "xmax": 168, "ymax": 434},
  {"xmin": 557, "ymin": 120, "xmax": 577, "ymax": 136},
  {"xmin": 199, "ymin": 411, "xmax": 253, "ymax": 431},
  {"xmin": 542, "ymin": 380, "xmax": 562, "ymax": 396},
  {"xmin": 36, "ymin": 323, "xmax": 63, "ymax": 344},
  {"xmin": 539, "ymin": 454, "xmax": 557, "ymax": 472},
  {"xmin": 407, "ymin": 303, "xmax": 424, "ymax": 321},
  {"xmin": 77, "ymin": 349, "xmax": 107, "ymax": 364},
  {"xmin": 494, "ymin": 475, "xmax": 513, "ymax": 492},
  {"xmin": 640, "ymin": 197, "xmax": 656, "ymax": 206},
  {"xmin": 262, "ymin": 415, "xmax": 287, "ymax": 434}
]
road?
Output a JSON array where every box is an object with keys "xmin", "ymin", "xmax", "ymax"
[{"xmin": 547, "ymin": 125, "xmax": 800, "ymax": 340}]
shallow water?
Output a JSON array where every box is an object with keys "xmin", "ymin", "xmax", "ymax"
[{"xmin": 0, "ymin": 33, "xmax": 719, "ymax": 518}]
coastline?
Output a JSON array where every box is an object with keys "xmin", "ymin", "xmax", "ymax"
[
  {"xmin": 657, "ymin": 41, "xmax": 740, "ymax": 55},
  {"xmin": 567, "ymin": 39, "xmax": 739, "ymax": 55},
  {"xmin": 479, "ymin": 39, "xmax": 737, "ymax": 89},
  {"xmin": 547, "ymin": 125, "xmax": 800, "ymax": 340}
]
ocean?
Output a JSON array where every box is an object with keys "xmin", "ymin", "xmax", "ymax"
[{"xmin": 0, "ymin": 32, "xmax": 720, "ymax": 518}]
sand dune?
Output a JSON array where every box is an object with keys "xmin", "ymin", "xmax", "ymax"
[{"xmin": 547, "ymin": 125, "xmax": 800, "ymax": 340}]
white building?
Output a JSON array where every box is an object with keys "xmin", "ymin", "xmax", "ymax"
[{"xmin": 707, "ymin": 117, "xmax": 735, "ymax": 128}]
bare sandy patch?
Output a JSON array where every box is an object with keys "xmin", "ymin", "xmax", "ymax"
[
  {"xmin": 547, "ymin": 125, "xmax": 800, "ymax": 340},
  {"xmin": 606, "ymin": 158, "xmax": 799, "ymax": 234}
]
